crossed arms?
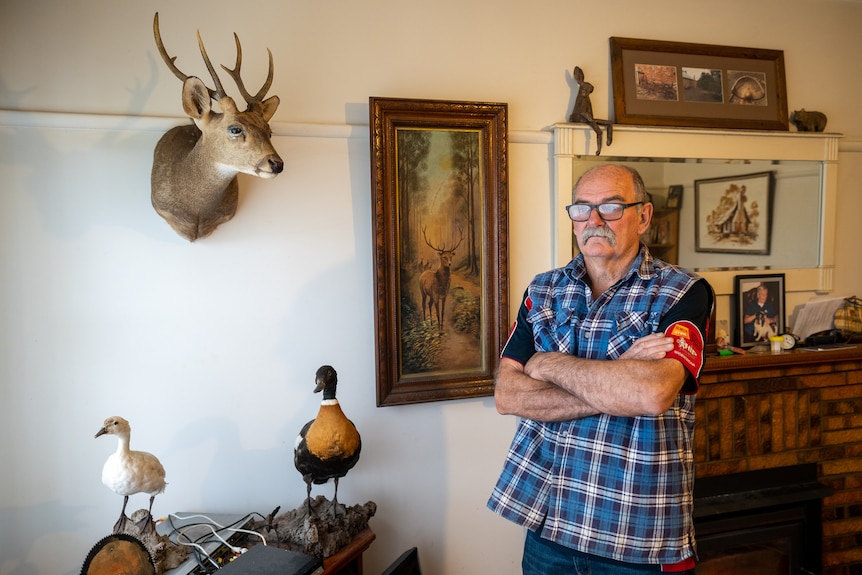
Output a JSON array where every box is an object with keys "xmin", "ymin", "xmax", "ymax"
[{"xmin": 494, "ymin": 332, "xmax": 688, "ymax": 422}]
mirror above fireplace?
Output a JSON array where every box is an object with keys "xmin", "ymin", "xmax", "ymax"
[{"xmin": 552, "ymin": 124, "xmax": 842, "ymax": 297}]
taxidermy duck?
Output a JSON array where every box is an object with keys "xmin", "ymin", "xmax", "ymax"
[
  {"xmin": 95, "ymin": 416, "xmax": 166, "ymax": 533},
  {"xmin": 294, "ymin": 365, "xmax": 361, "ymax": 516}
]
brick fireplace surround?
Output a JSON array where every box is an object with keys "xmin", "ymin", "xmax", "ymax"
[{"xmin": 696, "ymin": 346, "xmax": 862, "ymax": 574}]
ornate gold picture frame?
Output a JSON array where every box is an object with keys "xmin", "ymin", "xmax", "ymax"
[{"xmin": 369, "ymin": 97, "xmax": 508, "ymax": 406}]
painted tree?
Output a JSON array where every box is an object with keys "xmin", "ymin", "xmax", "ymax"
[
  {"xmin": 397, "ymin": 130, "xmax": 431, "ymax": 261},
  {"xmin": 449, "ymin": 131, "xmax": 481, "ymax": 276}
]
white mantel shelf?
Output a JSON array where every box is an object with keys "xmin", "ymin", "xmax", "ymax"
[{"xmin": 552, "ymin": 123, "xmax": 841, "ymax": 162}]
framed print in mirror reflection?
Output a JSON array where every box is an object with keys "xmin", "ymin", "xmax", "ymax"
[{"xmin": 695, "ymin": 171, "xmax": 774, "ymax": 255}]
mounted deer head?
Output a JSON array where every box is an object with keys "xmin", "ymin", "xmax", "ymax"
[{"xmin": 151, "ymin": 13, "xmax": 283, "ymax": 242}]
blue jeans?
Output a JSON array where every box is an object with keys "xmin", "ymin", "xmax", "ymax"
[{"xmin": 522, "ymin": 529, "xmax": 695, "ymax": 575}]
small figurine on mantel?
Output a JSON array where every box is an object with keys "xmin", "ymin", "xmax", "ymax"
[
  {"xmin": 569, "ymin": 66, "xmax": 613, "ymax": 155},
  {"xmin": 790, "ymin": 109, "xmax": 827, "ymax": 132}
]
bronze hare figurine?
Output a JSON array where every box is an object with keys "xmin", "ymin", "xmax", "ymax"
[{"xmin": 569, "ymin": 66, "xmax": 613, "ymax": 155}]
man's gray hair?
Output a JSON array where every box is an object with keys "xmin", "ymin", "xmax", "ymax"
[{"xmin": 573, "ymin": 164, "xmax": 649, "ymax": 204}]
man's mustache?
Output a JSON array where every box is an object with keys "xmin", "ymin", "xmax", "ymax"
[{"xmin": 581, "ymin": 226, "xmax": 617, "ymax": 246}]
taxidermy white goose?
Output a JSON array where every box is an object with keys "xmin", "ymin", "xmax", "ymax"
[
  {"xmin": 294, "ymin": 365, "xmax": 361, "ymax": 516},
  {"xmin": 95, "ymin": 416, "xmax": 166, "ymax": 533}
]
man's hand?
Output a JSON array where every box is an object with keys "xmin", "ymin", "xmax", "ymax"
[{"xmin": 619, "ymin": 332, "xmax": 675, "ymax": 360}]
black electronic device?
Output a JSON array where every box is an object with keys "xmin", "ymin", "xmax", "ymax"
[
  {"xmin": 217, "ymin": 544, "xmax": 323, "ymax": 575},
  {"xmin": 803, "ymin": 329, "xmax": 842, "ymax": 346}
]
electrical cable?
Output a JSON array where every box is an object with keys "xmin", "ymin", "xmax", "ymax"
[
  {"xmin": 169, "ymin": 512, "xmax": 267, "ymax": 548},
  {"xmin": 154, "ymin": 511, "xmax": 271, "ymax": 572}
]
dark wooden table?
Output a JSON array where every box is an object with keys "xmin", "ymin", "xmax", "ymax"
[{"xmin": 322, "ymin": 528, "xmax": 375, "ymax": 575}]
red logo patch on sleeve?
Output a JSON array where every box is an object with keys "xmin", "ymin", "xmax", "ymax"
[{"xmin": 664, "ymin": 320, "xmax": 706, "ymax": 379}]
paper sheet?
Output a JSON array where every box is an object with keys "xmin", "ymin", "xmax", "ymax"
[{"xmin": 790, "ymin": 295, "xmax": 849, "ymax": 341}]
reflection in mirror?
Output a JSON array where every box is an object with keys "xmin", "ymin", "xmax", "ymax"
[{"xmin": 571, "ymin": 157, "xmax": 823, "ymax": 271}]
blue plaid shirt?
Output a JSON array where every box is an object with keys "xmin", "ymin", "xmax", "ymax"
[{"xmin": 488, "ymin": 247, "xmax": 708, "ymax": 566}]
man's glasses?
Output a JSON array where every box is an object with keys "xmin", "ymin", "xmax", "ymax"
[{"xmin": 565, "ymin": 201, "xmax": 643, "ymax": 222}]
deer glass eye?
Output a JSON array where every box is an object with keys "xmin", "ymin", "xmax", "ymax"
[{"xmin": 227, "ymin": 125, "xmax": 244, "ymax": 138}]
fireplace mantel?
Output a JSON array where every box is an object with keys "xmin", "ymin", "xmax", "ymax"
[{"xmin": 704, "ymin": 344, "xmax": 862, "ymax": 374}]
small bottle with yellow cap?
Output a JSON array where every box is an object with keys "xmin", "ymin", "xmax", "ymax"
[{"xmin": 769, "ymin": 335, "xmax": 784, "ymax": 354}]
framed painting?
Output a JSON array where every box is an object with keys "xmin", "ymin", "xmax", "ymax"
[
  {"xmin": 610, "ymin": 37, "xmax": 789, "ymax": 130},
  {"xmin": 734, "ymin": 273, "xmax": 785, "ymax": 348},
  {"xmin": 694, "ymin": 171, "xmax": 774, "ymax": 255},
  {"xmin": 369, "ymin": 97, "xmax": 509, "ymax": 407}
]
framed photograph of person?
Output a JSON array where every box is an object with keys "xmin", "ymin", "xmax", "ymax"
[
  {"xmin": 369, "ymin": 97, "xmax": 509, "ymax": 407},
  {"xmin": 666, "ymin": 185, "xmax": 683, "ymax": 209},
  {"xmin": 734, "ymin": 273, "xmax": 785, "ymax": 348}
]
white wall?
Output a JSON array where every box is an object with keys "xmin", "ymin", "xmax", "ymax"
[{"xmin": 1, "ymin": 1, "xmax": 861, "ymax": 574}]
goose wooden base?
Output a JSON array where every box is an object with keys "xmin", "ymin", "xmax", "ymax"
[{"xmin": 256, "ymin": 496, "xmax": 376, "ymax": 559}]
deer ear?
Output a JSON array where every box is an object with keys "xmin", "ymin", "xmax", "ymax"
[
  {"xmin": 181, "ymin": 77, "xmax": 212, "ymax": 120},
  {"xmin": 259, "ymin": 96, "xmax": 280, "ymax": 122}
]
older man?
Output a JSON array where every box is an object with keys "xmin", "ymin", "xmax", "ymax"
[{"xmin": 488, "ymin": 164, "xmax": 713, "ymax": 574}]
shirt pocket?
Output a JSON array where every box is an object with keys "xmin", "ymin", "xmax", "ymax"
[
  {"xmin": 609, "ymin": 310, "xmax": 661, "ymax": 356},
  {"xmin": 528, "ymin": 305, "xmax": 578, "ymax": 353}
]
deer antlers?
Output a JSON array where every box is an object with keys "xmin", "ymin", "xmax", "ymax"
[
  {"xmin": 422, "ymin": 224, "xmax": 464, "ymax": 253},
  {"xmin": 220, "ymin": 35, "xmax": 274, "ymax": 104},
  {"xmin": 153, "ymin": 12, "xmax": 275, "ymax": 106}
]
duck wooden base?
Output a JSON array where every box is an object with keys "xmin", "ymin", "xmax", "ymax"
[
  {"xmin": 260, "ymin": 496, "xmax": 376, "ymax": 558},
  {"xmin": 112, "ymin": 508, "xmax": 189, "ymax": 574}
]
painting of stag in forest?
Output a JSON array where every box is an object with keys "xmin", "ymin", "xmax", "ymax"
[{"xmin": 397, "ymin": 129, "xmax": 484, "ymax": 376}]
